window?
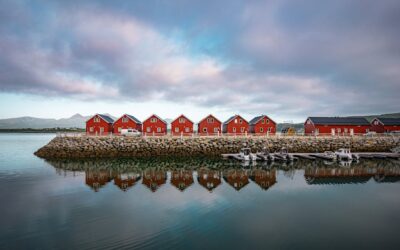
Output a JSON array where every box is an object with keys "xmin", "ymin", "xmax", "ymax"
[
  {"xmin": 175, "ymin": 127, "xmax": 179, "ymax": 132},
  {"xmin": 89, "ymin": 127, "xmax": 94, "ymax": 132},
  {"xmin": 260, "ymin": 127, "xmax": 264, "ymax": 132},
  {"xmin": 207, "ymin": 118, "xmax": 214, "ymax": 123},
  {"xmin": 185, "ymin": 127, "xmax": 189, "ymax": 132},
  {"xmin": 234, "ymin": 119, "xmax": 238, "ymax": 124},
  {"xmin": 214, "ymin": 127, "xmax": 218, "ymax": 133},
  {"xmin": 241, "ymin": 127, "xmax": 245, "ymax": 132},
  {"xmin": 118, "ymin": 127, "xmax": 122, "ymax": 132},
  {"xmin": 100, "ymin": 127, "xmax": 104, "ymax": 133},
  {"xmin": 151, "ymin": 118, "xmax": 157, "ymax": 123},
  {"xmin": 337, "ymin": 128, "xmax": 341, "ymax": 133},
  {"xmin": 268, "ymin": 127, "xmax": 271, "ymax": 132},
  {"xmin": 122, "ymin": 117, "xmax": 129, "ymax": 123},
  {"xmin": 239, "ymin": 119, "xmax": 242, "ymax": 124},
  {"xmin": 344, "ymin": 128, "xmax": 348, "ymax": 133},
  {"xmin": 266, "ymin": 119, "xmax": 269, "ymax": 124},
  {"xmin": 179, "ymin": 118, "xmax": 185, "ymax": 123},
  {"xmin": 203, "ymin": 127, "xmax": 207, "ymax": 132},
  {"xmin": 157, "ymin": 127, "xmax": 161, "ymax": 132},
  {"xmin": 233, "ymin": 127, "xmax": 236, "ymax": 132},
  {"xmin": 146, "ymin": 127, "xmax": 151, "ymax": 132},
  {"xmin": 307, "ymin": 120, "xmax": 311, "ymax": 124},
  {"xmin": 94, "ymin": 117, "xmax": 100, "ymax": 123}
]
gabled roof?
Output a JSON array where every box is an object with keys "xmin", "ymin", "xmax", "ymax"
[
  {"xmin": 249, "ymin": 115, "xmax": 276, "ymax": 125},
  {"xmin": 87, "ymin": 114, "xmax": 114, "ymax": 124},
  {"xmin": 117, "ymin": 114, "xmax": 142, "ymax": 124},
  {"xmin": 144, "ymin": 114, "xmax": 167, "ymax": 124},
  {"xmin": 223, "ymin": 115, "xmax": 247, "ymax": 125},
  {"xmin": 198, "ymin": 114, "xmax": 221, "ymax": 124},
  {"xmin": 374, "ymin": 118, "xmax": 400, "ymax": 126},
  {"xmin": 307, "ymin": 117, "xmax": 370, "ymax": 126},
  {"xmin": 172, "ymin": 114, "xmax": 194, "ymax": 124}
]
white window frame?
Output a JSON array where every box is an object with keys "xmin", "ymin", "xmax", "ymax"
[
  {"xmin": 175, "ymin": 127, "xmax": 179, "ymax": 132},
  {"xmin": 240, "ymin": 127, "xmax": 245, "ymax": 132},
  {"xmin": 151, "ymin": 118, "xmax": 157, "ymax": 123},
  {"xmin": 94, "ymin": 117, "xmax": 100, "ymax": 123},
  {"xmin": 213, "ymin": 127, "xmax": 218, "ymax": 133},
  {"xmin": 146, "ymin": 127, "xmax": 151, "ymax": 132},
  {"xmin": 233, "ymin": 127, "xmax": 236, "ymax": 132},
  {"xmin": 203, "ymin": 127, "xmax": 207, "ymax": 132},
  {"xmin": 260, "ymin": 127, "xmax": 264, "ymax": 132},
  {"xmin": 157, "ymin": 127, "xmax": 161, "ymax": 132},
  {"xmin": 122, "ymin": 117, "xmax": 129, "ymax": 123},
  {"xmin": 179, "ymin": 118, "xmax": 185, "ymax": 123},
  {"xmin": 185, "ymin": 127, "xmax": 189, "ymax": 133}
]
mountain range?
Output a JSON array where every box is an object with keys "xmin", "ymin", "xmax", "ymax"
[{"xmin": 0, "ymin": 113, "xmax": 399, "ymax": 130}]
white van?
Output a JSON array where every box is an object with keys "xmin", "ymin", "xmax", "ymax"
[{"xmin": 121, "ymin": 129, "xmax": 141, "ymax": 136}]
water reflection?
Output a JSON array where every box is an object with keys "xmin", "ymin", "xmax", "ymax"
[{"xmin": 46, "ymin": 158, "xmax": 400, "ymax": 193}]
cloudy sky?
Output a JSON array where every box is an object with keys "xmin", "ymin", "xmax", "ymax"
[{"xmin": 0, "ymin": 0, "xmax": 399, "ymax": 122}]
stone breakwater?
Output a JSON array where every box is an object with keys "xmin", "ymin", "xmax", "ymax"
[{"xmin": 34, "ymin": 136, "xmax": 400, "ymax": 159}]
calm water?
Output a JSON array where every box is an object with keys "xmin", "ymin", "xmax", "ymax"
[{"xmin": 1, "ymin": 134, "xmax": 400, "ymax": 249}]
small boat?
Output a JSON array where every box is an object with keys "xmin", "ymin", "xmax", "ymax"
[
  {"xmin": 239, "ymin": 148, "xmax": 257, "ymax": 162},
  {"xmin": 323, "ymin": 151, "xmax": 337, "ymax": 161},
  {"xmin": 335, "ymin": 148, "xmax": 352, "ymax": 161},
  {"xmin": 257, "ymin": 147, "xmax": 275, "ymax": 162},
  {"xmin": 275, "ymin": 147, "xmax": 295, "ymax": 161}
]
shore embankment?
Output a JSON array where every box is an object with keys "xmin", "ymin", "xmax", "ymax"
[{"xmin": 34, "ymin": 135, "xmax": 400, "ymax": 159}]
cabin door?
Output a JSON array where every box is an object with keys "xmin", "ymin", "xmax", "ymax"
[
  {"xmin": 331, "ymin": 128, "xmax": 335, "ymax": 136},
  {"xmin": 350, "ymin": 129, "xmax": 354, "ymax": 136}
]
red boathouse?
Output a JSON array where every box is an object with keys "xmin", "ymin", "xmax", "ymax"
[
  {"xmin": 171, "ymin": 114, "xmax": 194, "ymax": 136},
  {"xmin": 142, "ymin": 114, "xmax": 167, "ymax": 136},
  {"xmin": 370, "ymin": 118, "xmax": 400, "ymax": 133},
  {"xmin": 197, "ymin": 114, "xmax": 222, "ymax": 136},
  {"xmin": 113, "ymin": 114, "xmax": 142, "ymax": 134},
  {"xmin": 86, "ymin": 114, "xmax": 114, "ymax": 135},
  {"xmin": 249, "ymin": 115, "xmax": 276, "ymax": 135},
  {"xmin": 222, "ymin": 115, "xmax": 249, "ymax": 135},
  {"xmin": 304, "ymin": 117, "xmax": 371, "ymax": 136}
]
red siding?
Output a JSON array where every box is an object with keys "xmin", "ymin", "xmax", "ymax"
[
  {"xmin": 250, "ymin": 116, "xmax": 276, "ymax": 135},
  {"xmin": 143, "ymin": 114, "xmax": 167, "ymax": 135},
  {"xmin": 86, "ymin": 115, "xmax": 113, "ymax": 135},
  {"xmin": 198, "ymin": 115, "xmax": 221, "ymax": 136},
  {"xmin": 223, "ymin": 115, "xmax": 249, "ymax": 135},
  {"xmin": 304, "ymin": 119, "xmax": 316, "ymax": 135},
  {"xmin": 113, "ymin": 115, "xmax": 142, "ymax": 134},
  {"xmin": 370, "ymin": 118, "xmax": 385, "ymax": 133},
  {"xmin": 171, "ymin": 115, "xmax": 193, "ymax": 136},
  {"xmin": 304, "ymin": 119, "xmax": 370, "ymax": 135}
]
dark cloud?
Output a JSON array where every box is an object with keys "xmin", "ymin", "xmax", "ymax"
[{"xmin": 0, "ymin": 0, "xmax": 399, "ymax": 117}]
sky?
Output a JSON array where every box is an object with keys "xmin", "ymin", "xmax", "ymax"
[{"xmin": 0, "ymin": 0, "xmax": 399, "ymax": 123}]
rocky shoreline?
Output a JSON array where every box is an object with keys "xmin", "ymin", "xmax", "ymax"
[{"xmin": 34, "ymin": 136, "xmax": 400, "ymax": 159}]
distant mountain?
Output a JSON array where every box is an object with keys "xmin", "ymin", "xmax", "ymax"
[{"xmin": 0, "ymin": 113, "xmax": 91, "ymax": 129}]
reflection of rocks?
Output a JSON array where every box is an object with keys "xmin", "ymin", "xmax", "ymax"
[
  {"xmin": 171, "ymin": 170, "xmax": 194, "ymax": 191},
  {"xmin": 142, "ymin": 169, "xmax": 167, "ymax": 192},
  {"xmin": 114, "ymin": 172, "xmax": 141, "ymax": 191},
  {"xmin": 85, "ymin": 170, "xmax": 113, "ymax": 192},
  {"xmin": 35, "ymin": 136, "xmax": 400, "ymax": 159},
  {"xmin": 250, "ymin": 169, "xmax": 277, "ymax": 190},
  {"xmin": 223, "ymin": 169, "xmax": 250, "ymax": 191},
  {"xmin": 197, "ymin": 169, "xmax": 222, "ymax": 192}
]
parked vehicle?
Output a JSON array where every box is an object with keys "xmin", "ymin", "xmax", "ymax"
[{"xmin": 121, "ymin": 129, "xmax": 141, "ymax": 136}]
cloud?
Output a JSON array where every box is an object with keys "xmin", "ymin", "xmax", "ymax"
[{"xmin": 0, "ymin": 0, "xmax": 399, "ymax": 119}]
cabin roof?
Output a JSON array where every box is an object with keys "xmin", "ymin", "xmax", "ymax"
[
  {"xmin": 144, "ymin": 114, "xmax": 167, "ymax": 124},
  {"xmin": 92, "ymin": 114, "xmax": 114, "ymax": 124},
  {"xmin": 249, "ymin": 115, "xmax": 275, "ymax": 125},
  {"xmin": 223, "ymin": 115, "xmax": 246, "ymax": 125},
  {"xmin": 308, "ymin": 117, "xmax": 370, "ymax": 126},
  {"xmin": 198, "ymin": 114, "xmax": 221, "ymax": 124},
  {"xmin": 375, "ymin": 118, "xmax": 400, "ymax": 126},
  {"xmin": 125, "ymin": 114, "xmax": 142, "ymax": 124},
  {"xmin": 172, "ymin": 114, "xmax": 194, "ymax": 124}
]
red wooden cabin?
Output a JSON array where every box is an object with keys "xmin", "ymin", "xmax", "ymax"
[
  {"xmin": 370, "ymin": 118, "xmax": 400, "ymax": 133},
  {"xmin": 113, "ymin": 114, "xmax": 142, "ymax": 134},
  {"xmin": 197, "ymin": 114, "xmax": 222, "ymax": 136},
  {"xmin": 197, "ymin": 169, "xmax": 221, "ymax": 192},
  {"xmin": 249, "ymin": 115, "xmax": 276, "ymax": 135},
  {"xmin": 223, "ymin": 169, "xmax": 249, "ymax": 191},
  {"xmin": 142, "ymin": 169, "xmax": 166, "ymax": 192},
  {"xmin": 170, "ymin": 170, "xmax": 194, "ymax": 191},
  {"xmin": 142, "ymin": 114, "xmax": 167, "ymax": 136},
  {"xmin": 304, "ymin": 117, "xmax": 371, "ymax": 136},
  {"xmin": 86, "ymin": 114, "xmax": 114, "ymax": 135},
  {"xmin": 171, "ymin": 114, "xmax": 194, "ymax": 136},
  {"xmin": 222, "ymin": 115, "xmax": 249, "ymax": 135}
]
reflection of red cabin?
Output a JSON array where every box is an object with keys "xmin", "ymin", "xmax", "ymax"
[
  {"xmin": 304, "ymin": 117, "xmax": 370, "ymax": 136},
  {"xmin": 370, "ymin": 118, "xmax": 400, "ymax": 133},
  {"xmin": 170, "ymin": 170, "xmax": 194, "ymax": 191},
  {"xmin": 171, "ymin": 115, "xmax": 193, "ymax": 136},
  {"xmin": 304, "ymin": 167, "xmax": 373, "ymax": 185},
  {"xmin": 222, "ymin": 115, "xmax": 249, "ymax": 135},
  {"xmin": 197, "ymin": 169, "xmax": 221, "ymax": 191},
  {"xmin": 142, "ymin": 169, "xmax": 167, "ymax": 192},
  {"xmin": 85, "ymin": 170, "xmax": 113, "ymax": 192},
  {"xmin": 113, "ymin": 114, "xmax": 142, "ymax": 134},
  {"xmin": 197, "ymin": 114, "xmax": 222, "ymax": 136},
  {"xmin": 114, "ymin": 172, "xmax": 141, "ymax": 191},
  {"xmin": 250, "ymin": 169, "xmax": 276, "ymax": 190},
  {"xmin": 86, "ymin": 114, "xmax": 114, "ymax": 135},
  {"xmin": 249, "ymin": 115, "xmax": 276, "ymax": 135},
  {"xmin": 142, "ymin": 114, "xmax": 167, "ymax": 136},
  {"xmin": 223, "ymin": 169, "xmax": 249, "ymax": 191}
]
